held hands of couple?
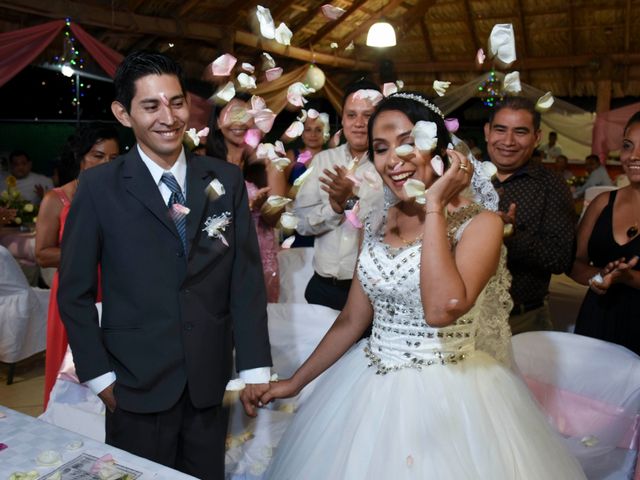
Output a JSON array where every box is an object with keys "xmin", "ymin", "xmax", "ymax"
[
  {"xmin": 98, "ymin": 382, "xmax": 117, "ymax": 413},
  {"xmin": 424, "ymin": 150, "xmax": 473, "ymax": 210},
  {"xmin": 589, "ymin": 256, "xmax": 640, "ymax": 295},
  {"xmin": 240, "ymin": 378, "xmax": 300, "ymax": 417}
]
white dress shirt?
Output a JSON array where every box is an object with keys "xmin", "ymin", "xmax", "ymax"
[
  {"xmin": 294, "ymin": 143, "xmax": 383, "ymax": 280},
  {"xmin": 85, "ymin": 145, "xmax": 268, "ymax": 396},
  {"xmin": 15, "ymin": 172, "xmax": 53, "ymax": 205}
]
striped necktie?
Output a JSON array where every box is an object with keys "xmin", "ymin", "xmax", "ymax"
[{"xmin": 161, "ymin": 172, "xmax": 187, "ymax": 254}]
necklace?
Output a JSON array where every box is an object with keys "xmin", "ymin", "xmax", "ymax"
[
  {"xmin": 628, "ymin": 191, "xmax": 640, "ymax": 239},
  {"xmin": 390, "ymin": 208, "xmax": 423, "ymax": 245}
]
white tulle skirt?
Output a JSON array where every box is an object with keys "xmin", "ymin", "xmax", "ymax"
[{"xmin": 265, "ymin": 340, "xmax": 585, "ymax": 480}]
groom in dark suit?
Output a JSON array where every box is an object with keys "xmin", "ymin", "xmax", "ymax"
[{"xmin": 58, "ymin": 51, "xmax": 272, "ymax": 479}]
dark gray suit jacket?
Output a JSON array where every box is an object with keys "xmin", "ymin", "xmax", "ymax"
[{"xmin": 58, "ymin": 148, "xmax": 272, "ymax": 413}]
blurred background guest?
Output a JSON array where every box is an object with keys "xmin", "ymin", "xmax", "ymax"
[
  {"xmin": 540, "ymin": 131, "xmax": 563, "ymax": 162},
  {"xmin": 569, "ymin": 112, "xmax": 640, "ymax": 355},
  {"xmin": 284, "ymin": 109, "xmax": 330, "ymax": 184},
  {"xmin": 8, "ymin": 150, "xmax": 53, "ymax": 205},
  {"xmin": 555, "ymin": 154, "xmax": 574, "ymax": 181},
  {"xmin": 206, "ymin": 94, "xmax": 286, "ymax": 302},
  {"xmin": 573, "ymin": 153, "xmax": 613, "ymax": 199},
  {"xmin": 35, "ymin": 123, "xmax": 119, "ymax": 408}
]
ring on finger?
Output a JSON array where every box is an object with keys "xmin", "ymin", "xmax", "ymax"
[{"xmin": 458, "ymin": 162, "xmax": 469, "ymax": 172}]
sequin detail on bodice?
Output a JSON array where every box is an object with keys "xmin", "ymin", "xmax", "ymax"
[{"xmin": 357, "ymin": 206, "xmax": 485, "ymax": 374}]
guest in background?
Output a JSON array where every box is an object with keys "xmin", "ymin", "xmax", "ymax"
[
  {"xmin": 569, "ymin": 112, "xmax": 640, "ymax": 355},
  {"xmin": 8, "ymin": 150, "xmax": 53, "ymax": 205},
  {"xmin": 206, "ymin": 94, "xmax": 286, "ymax": 302},
  {"xmin": 284, "ymin": 109, "xmax": 330, "ymax": 184},
  {"xmin": 486, "ymin": 96, "xmax": 576, "ymax": 335},
  {"xmin": 35, "ymin": 124, "xmax": 120, "ymax": 408},
  {"xmin": 540, "ymin": 131, "xmax": 562, "ymax": 162},
  {"xmin": 573, "ymin": 154, "xmax": 613, "ymax": 199},
  {"xmin": 555, "ymin": 154, "xmax": 574, "ymax": 181}
]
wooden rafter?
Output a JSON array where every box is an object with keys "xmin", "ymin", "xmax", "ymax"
[
  {"xmin": 279, "ymin": 1, "xmax": 323, "ymax": 34},
  {"xmin": 622, "ymin": 0, "xmax": 631, "ymax": 92},
  {"xmin": 178, "ymin": 0, "xmax": 200, "ymax": 17},
  {"xmin": 515, "ymin": 0, "xmax": 529, "ymax": 84},
  {"xmin": 340, "ymin": 0, "xmax": 406, "ymax": 48},
  {"xmin": 419, "ymin": 18, "xmax": 433, "ymax": 62},
  {"xmin": 397, "ymin": 0, "xmax": 434, "ymax": 41},
  {"xmin": 568, "ymin": 1, "xmax": 575, "ymax": 96},
  {"xmin": 223, "ymin": 0, "xmax": 260, "ymax": 27},
  {"xmin": 127, "ymin": 0, "xmax": 146, "ymax": 13},
  {"xmin": 462, "ymin": 0, "xmax": 479, "ymax": 52},
  {"xmin": 304, "ymin": 0, "xmax": 368, "ymax": 47}
]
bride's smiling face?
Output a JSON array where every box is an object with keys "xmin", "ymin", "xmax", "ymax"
[{"xmin": 372, "ymin": 110, "xmax": 436, "ymax": 201}]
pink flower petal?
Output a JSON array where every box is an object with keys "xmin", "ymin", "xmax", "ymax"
[
  {"xmin": 297, "ymin": 150, "xmax": 313, "ymax": 165},
  {"xmin": 251, "ymin": 109, "xmax": 276, "ymax": 133},
  {"xmin": 244, "ymin": 128, "xmax": 262, "ymax": 148},
  {"xmin": 444, "ymin": 118, "xmax": 459, "ymax": 133},
  {"xmin": 345, "ymin": 201, "xmax": 363, "ymax": 228},
  {"xmin": 196, "ymin": 127, "xmax": 210, "ymax": 138},
  {"xmin": 281, "ymin": 235, "xmax": 296, "ymax": 249},
  {"xmin": 476, "ymin": 48, "xmax": 485, "ymax": 65},
  {"xmin": 159, "ymin": 92, "xmax": 169, "ymax": 106},
  {"xmin": 382, "ymin": 82, "xmax": 398, "ymax": 97},
  {"xmin": 321, "ymin": 4, "xmax": 346, "ymax": 20},
  {"xmin": 265, "ymin": 67, "xmax": 283, "ymax": 81},
  {"xmin": 211, "ymin": 53, "xmax": 237, "ymax": 76},
  {"xmin": 285, "ymin": 120, "xmax": 304, "ymax": 139}
]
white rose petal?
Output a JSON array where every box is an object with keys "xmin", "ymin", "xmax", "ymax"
[
  {"xmin": 226, "ymin": 378, "xmax": 246, "ymax": 391},
  {"xmin": 208, "ymin": 178, "xmax": 226, "ymax": 197},
  {"xmin": 66, "ymin": 440, "xmax": 84, "ymax": 450},
  {"xmin": 489, "ymin": 23, "xmax": 517, "ymax": 65},
  {"xmin": 279, "ymin": 212, "xmax": 299, "ymax": 230},
  {"xmin": 271, "ymin": 157, "xmax": 291, "ymax": 172},
  {"xmin": 214, "ymin": 81, "xmax": 236, "ymax": 102},
  {"xmin": 403, "ymin": 178, "xmax": 427, "ymax": 204},
  {"xmin": 285, "ymin": 120, "xmax": 304, "ymax": 139},
  {"xmin": 536, "ymin": 91, "xmax": 555, "ymax": 112},
  {"xmin": 185, "ymin": 128, "xmax": 200, "ymax": 146},
  {"xmin": 266, "ymin": 195, "xmax": 292, "ymax": 208},
  {"xmin": 275, "ymin": 140, "xmax": 286, "ymax": 156},
  {"xmin": 476, "ymin": 48, "xmax": 486, "ymax": 65},
  {"xmin": 321, "ymin": 4, "xmax": 346, "ymax": 20},
  {"xmin": 293, "ymin": 166, "xmax": 315, "ymax": 187},
  {"xmin": 352, "ymin": 89, "xmax": 383, "ymax": 105},
  {"xmin": 430, "ymin": 155, "xmax": 444, "ymax": 176},
  {"xmin": 241, "ymin": 62, "xmax": 255, "ymax": 73},
  {"xmin": 383, "ymin": 82, "xmax": 399, "ymax": 97},
  {"xmin": 265, "ymin": 67, "xmax": 283, "ymax": 81},
  {"xmin": 262, "ymin": 52, "xmax": 276, "ymax": 69},
  {"xmin": 211, "ymin": 53, "xmax": 237, "ymax": 76},
  {"xmin": 581, "ymin": 435, "xmax": 599, "ymax": 447},
  {"xmin": 479, "ymin": 162, "xmax": 498, "ymax": 179},
  {"xmin": 502, "ymin": 71, "xmax": 521, "ymax": 93},
  {"xmin": 307, "ymin": 108, "xmax": 320, "ymax": 119},
  {"xmin": 330, "ymin": 42, "xmax": 339, "ymax": 49},
  {"xmin": 394, "ymin": 144, "xmax": 414, "ymax": 158},
  {"xmin": 412, "ymin": 120, "xmax": 438, "ymax": 152},
  {"xmin": 345, "ymin": 41, "xmax": 355, "ymax": 51},
  {"xmin": 36, "ymin": 449, "xmax": 62, "ymax": 466},
  {"xmin": 433, "ymin": 80, "xmax": 451, "ymax": 97},
  {"xmin": 237, "ymin": 72, "xmax": 257, "ymax": 89},
  {"xmin": 256, "ymin": 5, "xmax": 276, "ymax": 39},
  {"xmin": 281, "ymin": 235, "xmax": 296, "ymax": 249},
  {"xmin": 275, "ymin": 22, "xmax": 293, "ymax": 45}
]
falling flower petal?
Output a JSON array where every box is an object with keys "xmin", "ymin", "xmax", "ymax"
[
  {"xmin": 412, "ymin": 120, "xmax": 438, "ymax": 152},
  {"xmin": 285, "ymin": 120, "xmax": 304, "ymax": 139},
  {"xmin": 159, "ymin": 92, "xmax": 169, "ymax": 106},
  {"xmin": 502, "ymin": 71, "xmax": 521, "ymax": 93},
  {"xmin": 275, "ymin": 22, "xmax": 293, "ymax": 45},
  {"xmin": 431, "ymin": 155, "xmax": 444, "ymax": 176},
  {"xmin": 248, "ymin": 105, "xmax": 277, "ymax": 133},
  {"xmin": 265, "ymin": 67, "xmax": 283, "ymax": 81},
  {"xmin": 307, "ymin": 108, "xmax": 320, "ymax": 119},
  {"xmin": 444, "ymin": 118, "xmax": 459, "ymax": 133},
  {"xmin": 237, "ymin": 72, "xmax": 257, "ymax": 89},
  {"xmin": 66, "ymin": 440, "xmax": 83, "ymax": 450},
  {"xmin": 279, "ymin": 212, "xmax": 299, "ymax": 230},
  {"xmin": 244, "ymin": 128, "xmax": 262, "ymax": 148},
  {"xmin": 287, "ymin": 82, "xmax": 316, "ymax": 107},
  {"xmin": 266, "ymin": 195, "xmax": 292, "ymax": 208},
  {"xmin": 352, "ymin": 89, "xmax": 383, "ymax": 105},
  {"xmin": 489, "ymin": 24, "xmax": 517, "ymax": 66},
  {"xmin": 345, "ymin": 201, "xmax": 363, "ymax": 228},
  {"xmin": 479, "ymin": 161, "xmax": 497, "ymax": 178},
  {"xmin": 172, "ymin": 203, "xmax": 191, "ymax": 217},
  {"xmin": 226, "ymin": 378, "xmax": 246, "ymax": 391},
  {"xmin": 404, "ymin": 178, "xmax": 427, "ymax": 204},
  {"xmin": 293, "ymin": 166, "xmax": 314, "ymax": 186},
  {"xmin": 262, "ymin": 52, "xmax": 276, "ymax": 69},
  {"xmin": 197, "ymin": 127, "xmax": 210, "ymax": 138},
  {"xmin": 281, "ymin": 235, "xmax": 296, "ymax": 248},
  {"xmin": 297, "ymin": 150, "xmax": 313, "ymax": 165},
  {"xmin": 476, "ymin": 48, "xmax": 486, "ymax": 65},
  {"xmin": 275, "ymin": 140, "xmax": 286, "ymax": 156},
  {"xmin": 383, "ymin": 82, "xmax": 399, "ymax": 97},
  {"xmin": 271, "ymin": 157, "xmax": 291, "ymax": 171},
  {"xmin": 241, "ymin": 62, "xmax": 255, "ymax": 73},
  {"xmin": 256, "ymin": 143, "xmax": 276, "ymax": 160},
  {"xmin": 345, "ymin": 41, "xmax": 355, "ymax": 51},
  {"xmin": 256, "ymin": 5, "xmax": 276, "ymax": 39},
  {"xmin": 330, "ymin": 42, "xmax": 339, "ymax": 49},
  {"xmin": 433, "ymin": 80, "xmax": 451, "ymax": 97},
  {"xmin": 208, "ymin": 178, "xmax": 226, "ymax": 199},
  {"xmin": 211, "ymin": 53, "xmax": 237, "ymax": 76},
  {"xmin": 535, "ymin": 91, "xmax": 555, "ymax": 112},
  {"xmin": 321, "ymin": 4, "xmax": 346, "ymax": 20},
  {"xmin": 214, "ymin": 81, "xmax": 236, "ymax": 102},
  {"xmin": 395, "ymin": 144, "xmax": 414, "ymax": 158},
  {"xmin": 184, "ymin": 128, "xmax": 201, "ymax": 149},
  {"xmin": 590, "ymin": 273, "xmax": 604, "ymax": 285}
]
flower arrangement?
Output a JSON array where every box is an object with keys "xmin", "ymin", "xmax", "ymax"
[{"xmin": 0, "ymin": 176, "xmax": 38, "ymax": 227}]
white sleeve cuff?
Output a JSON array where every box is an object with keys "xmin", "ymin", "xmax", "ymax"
[
  {"xmin": 84, "ymin": 371, "xmax": 116, "ymax": 395},
  {"xmin": 239, "ymin": 367, "xmax": 271, "ymax": 384}
]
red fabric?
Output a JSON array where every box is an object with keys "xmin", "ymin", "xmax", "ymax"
[
  {"xmin": 69, "ymin": 23, "xmax": 123, "ymax": 79},
  {"xmin": 0, "ymin": 20, "xmax": 64, "ymax": 88},
  {"xmin": 592, "ymin": 102, "xmax": 640, "ymax": 161}
]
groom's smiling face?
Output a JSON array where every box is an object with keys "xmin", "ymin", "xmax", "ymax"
[{"xmin": 112, "ymin": 73, "xmax": 189, "ymax": 167}]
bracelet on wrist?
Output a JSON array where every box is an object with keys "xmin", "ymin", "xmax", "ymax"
[{"xmin": 425, "ymin": 209, "xmax": 444, "ymax": 216}]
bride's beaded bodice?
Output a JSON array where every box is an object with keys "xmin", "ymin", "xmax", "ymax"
[{"xmin": 357, "ymin": 205, "xmax": 513, "ymax": 374}]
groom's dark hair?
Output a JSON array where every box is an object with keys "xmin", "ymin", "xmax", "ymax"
[{"xmin": 113, "ymin": 50, "xmax": 187, "ymax": 113}]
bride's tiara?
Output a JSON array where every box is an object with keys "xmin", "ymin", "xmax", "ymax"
[{"xmin": 390, "ymin": 93, "xmax": 444, "ymax": 119}]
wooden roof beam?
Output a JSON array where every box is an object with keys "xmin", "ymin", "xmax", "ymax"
[
  {"xmin": 397, "ymin": 0, "xmax": 435, "ymax": 41},
  {"xmin": 462, "ymin": 0, "xmax": 479, "ymax": 52},
  {"xmin": 340, "ymin": 0, "xmax": 406, "ymax": 48},
  {"xmin": 515, "ymin": 0, "xmax": 528, "ymax": 83},
  {"xmin": 305, "ymin": 0, "xmax": 368, "ymax": 47},
  {"xmin": 280, "ymin": 1, "xmax": 323, "ymax": 34},
  {"xmin": 178, "ymin": 0, "xmax": 201, "ymax": 18}
]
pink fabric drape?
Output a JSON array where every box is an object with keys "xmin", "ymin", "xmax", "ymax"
[
  {"xmin": 0, "ymin": 20, "xmax": 64, "ymax": 87},
  {"xmin": 70, "ymin": 23, "xmax": 123, "ymax": 79},
  {"xmin": 592, "ymin": 102, "xmax": 640, "ymax": 161}
]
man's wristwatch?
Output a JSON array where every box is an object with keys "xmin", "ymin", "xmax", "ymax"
[{"xmin": 343, "ymin": 196, "xmax": 359, "ymax": 211}]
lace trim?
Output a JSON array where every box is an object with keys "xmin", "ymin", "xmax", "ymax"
[
  {"xmin": 446, "ymin": 203, "xmax": 483, "ymax": 245},
  {"xmin": 364, "ymin": 344, "xmax": 468, "ymax": 375}
]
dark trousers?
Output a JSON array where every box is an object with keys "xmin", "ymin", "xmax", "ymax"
[
  {"xmin": 105, "ymin": 386, "xmax": 229, "ymax": 480},
  {"xmin": 304, "ymin": 272, "xmax": 352, "ymax": 311}
]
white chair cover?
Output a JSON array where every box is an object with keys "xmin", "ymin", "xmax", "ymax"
[
  {"xmin": 0, "ymin": 245, "xmax": 48, "ymax": 363},
  {"xmin": 512, "ymin": 331, "xmax": 640, "ymax": 480},
  {"xmin": 276, "ymin": 247, "xmax": 314, "ymax": 303}
]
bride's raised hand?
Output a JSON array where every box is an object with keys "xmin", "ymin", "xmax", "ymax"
[
  {"xmin": 259, "ymin": 378, "xmax": 300, "ymax": 405},
  {"xmin": 424, "ymin": 149, "xmax": 473, "ymax": 209}
]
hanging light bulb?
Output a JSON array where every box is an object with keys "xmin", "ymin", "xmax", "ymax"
[
  {"xmin": 366, "ymin": 21, "xmax": 396, "ymax": 48},
  {"xmin": 61, "ymin": 64, "xmax": 74, "ymax": 77}
]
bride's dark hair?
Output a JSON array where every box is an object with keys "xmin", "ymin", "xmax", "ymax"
[{"xmin": 367, "ymin": 93, "xmax": 451, "ymax": 170}]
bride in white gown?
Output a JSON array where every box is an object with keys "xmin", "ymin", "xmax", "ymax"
[{"xmin": 260, "ymin": 93, "xmax": 585, "ymax": 479}]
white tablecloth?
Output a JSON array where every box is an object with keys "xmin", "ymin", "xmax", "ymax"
[{"xmin": 0, "ymin": 406, "xmax": 197, "ymax": 479}]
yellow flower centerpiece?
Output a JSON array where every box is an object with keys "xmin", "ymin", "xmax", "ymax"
[{"xmin": 0, "ymin": 176, "xmax": 38, "ymax": 228}]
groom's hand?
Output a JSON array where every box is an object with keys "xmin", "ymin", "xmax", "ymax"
[
  {"xmin": 98, "ymin": 382, "xmax": 117, "ymax": 413},
  {"xmin": 240, "ymin": 383, "xmax": 270, "ymax": 417}
]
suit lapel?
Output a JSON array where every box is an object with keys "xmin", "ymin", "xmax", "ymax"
[
  {"xmin": 122, "ymin": 149, "xmax": 180, "ymax": 240},
  {"xmin": 185, "ymin": 155, "xmax": 217, "ymax": 256}
]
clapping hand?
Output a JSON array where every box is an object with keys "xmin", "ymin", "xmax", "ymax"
[
  {"xmin": 497, "ymin": 203, "xmax": 517, "ymax": 226},
  {"xmin": 320, "ymin": 166, "xmax": 355, "ymax": 214},
  {"xmin": 589, "ymin": 256, "xmax": 639, "ymax": 294},
  {"xmin": 34, "ymin": 184, "xmax": 46, "ymax": 200},
  {"xmin": 240, "ymin": 383, "xmax": 271, "ymax": 417},
  {"xmin": 249, "ymin": 186, "xmax": 271, "ymax": 211}
]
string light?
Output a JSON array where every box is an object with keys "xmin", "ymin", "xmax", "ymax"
[
  {"xmin": 51, "ymin": 17, "xmax": 86, "ymax": 108},
  {"xmin": 477, "ymin": 69, "xmax": 503, "ymax": 108}
]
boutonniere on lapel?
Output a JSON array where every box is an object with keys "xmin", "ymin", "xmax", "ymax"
[
  {"xmin": 206, "ymin": 177, "xmax": 226, "ymax": 201},
  {"xmin": 203, "ymin": 211, "xmax": 232, "ymax": 246}
]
